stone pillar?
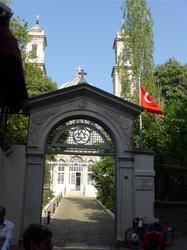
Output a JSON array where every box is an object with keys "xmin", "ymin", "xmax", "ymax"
[
  {"xmin": 23, "ymin": 149, "xmax": 44, "ymax": 229},
  {"xmin": 133, "ymin": 150, "xmax": 155, "ymax": 218},
  {"xmin": 116, "ymin": 155, "xmax": 134, "ymax": 241}
]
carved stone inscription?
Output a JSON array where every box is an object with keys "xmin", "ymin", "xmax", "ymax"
[{"xmin": 136, "ymin": 176, "xmax": 154, "ymax": 191}]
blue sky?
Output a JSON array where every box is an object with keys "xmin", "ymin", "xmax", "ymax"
[{"xmin": 11, "ymin": 0, "xmax": 187, "ymax": 93}]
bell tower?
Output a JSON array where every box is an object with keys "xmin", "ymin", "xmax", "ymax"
[
  {"xmin": 112, "ymin": 27, "xmax": 134, "ymax": 100},
  {"xmin": 111, "ymin": 29, "xmax": 124, "ymax": 97},
  {"xmin": 26, "ymin": 16, "xmax": 47, "ymax": 75}
]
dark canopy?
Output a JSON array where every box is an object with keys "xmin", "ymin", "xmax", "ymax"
[{"xmin": 0, "ymin": 7, "xmax": 28, "ymax": 113}]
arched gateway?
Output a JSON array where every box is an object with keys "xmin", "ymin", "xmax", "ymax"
[{"xmin": 23, "ymin": 81, "xmax": 155, "ymax": 242}]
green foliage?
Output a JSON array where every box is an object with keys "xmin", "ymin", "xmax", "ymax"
[
  {"xmin": 119, "ymin": 0, "xmax": 154, "ymax": 102},
  {"xmin": 42, "ymin": 190, "xmax": 54, "ymax": 208},
  {"xmin": 153, "ymin": 59, "xmax": 187, "ymax": 166},
  {"xmin": 0, "ymin": 0, "xmax": 12, "ymax": 5},
  {"xmin": 91, "ymin": 156, "xmax": 115, "ymax": 212},
  {"xmin": 154, "ymin": 59, "xmax": 187, "ymax": 101},
  {"xmin": 10, "ymin": 17, "xmax": 30, "ymax": 50},
  {"xmin": 6, "ymin": 114, "xmax": 28, "ymax": 144},
  {"xmin": 24, "ymin": 62, "xmax": 57, "ymax": 97},
  {"xmin": 134, "ymin": 59, "xmax": 187, "ymax": 166}
]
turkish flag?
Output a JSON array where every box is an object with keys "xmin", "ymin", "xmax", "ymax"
[{"xmin": 140, "ymin": 85, "xmax": 163, "ymax": 115}]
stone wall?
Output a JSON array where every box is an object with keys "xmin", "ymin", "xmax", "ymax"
[{"xmin": 0, "ymin": 145, "xmax": 26, "ymax": 243}]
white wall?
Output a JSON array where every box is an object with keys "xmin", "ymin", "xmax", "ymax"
[
  {"xmin": 133, "ymin": 150, "xmax": 155, "ymax": 218},
  {"xmin": 0, "ymin": 145, "xmax": 26, "ymax": 243}
]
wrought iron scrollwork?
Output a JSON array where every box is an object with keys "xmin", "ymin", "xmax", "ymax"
[
  {"xmin": 46, "ymin": 119, "xmax": 114, "ymax": 156},
  {"xmin": 72, "ymin": 126, "xmax": 92, "ymax": 144}
]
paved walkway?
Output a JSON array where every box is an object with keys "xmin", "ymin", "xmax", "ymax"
[
  {"xmin": 48, "ymin": 197, "xmax": 187, "ymax": 250},
  {"xmin": 48, "ymin": 197, "xmax": 115, "ymax": 249}
]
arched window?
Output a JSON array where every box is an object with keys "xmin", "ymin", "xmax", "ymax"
[
  {"xmin": 69, "ymin": 156, "xmax": 83, "ymax": 172},
  {"xmin": 32, "ymin": 43, "xmax": 37, "ymax": 57},
  {"xmin": 69, "ymin": 157, "xmax": 83, "ymax": 185}
]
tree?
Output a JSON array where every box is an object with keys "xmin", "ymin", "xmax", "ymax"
[
  {"xmin": 119, "ymin": 0, "xmax": 154, "ymax": 102},
  {"xmin": 0, "ymin": 0, "xmax": 12, "ymax": 5},
  {"xmin": 91, "ymin": 156, "xmax": 115, "ymax": 211},
  {"xmin": 135, "ymin": 59, "xmax": 187, "ymax": 166},
  {"xmin": 153, "ymin": 59, "xmax": 187, "ymax": 166},
  {"xmin": 154, "ymin": 59, "xmax": 187, "ymax": 102},
  {"xmin": 24, "ymin": 62, "xmax": 56, "ymax": 97}
]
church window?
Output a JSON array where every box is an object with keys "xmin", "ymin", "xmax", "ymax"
[
  {"xmin": 87, "ymin": 160, "xmax": 94, "ymax": 185},
  {"xmin": 57, "ymin": 160, "xmax": 65, "ymax": 184},
  {"xmin": 69, "ymin": 156, "xmax": 83, "ymax": 172},
  {"xmin": 69, "ymin": 173, "xmax": 76, "ymax": 184},
  {"xmin": 68, "ymin": 157, "xmax": 83, "ymax": 184},
  {"xmin": 57, "ymin": 173, "xmax": 64, "ymax": 184},
  {"xmin": 58, "ymin": 159, "xmax": 65, "ymax": 171},
  {"xmin": 32, "ymin": 43, "xmax": 37, "ymax": 57}
]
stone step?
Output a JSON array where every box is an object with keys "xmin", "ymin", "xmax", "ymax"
[{"xmin": 65, "ymin": 190, "xmax": 84, "ymax": 197}]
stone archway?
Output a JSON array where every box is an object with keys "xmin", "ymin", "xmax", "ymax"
[
  {"xmin": 23, "ymin": 82, "xmax": 153, "ymax": 242},
  {"xmin": 46, "ymin": 117, "xmax": 115, "ymax": 196}
]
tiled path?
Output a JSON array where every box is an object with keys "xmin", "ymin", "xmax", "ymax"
[{"xmin": 48, "ymin": 197, "xmax": 115, "ymax": 249}]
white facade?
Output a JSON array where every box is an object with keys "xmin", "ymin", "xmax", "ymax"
[
  {"xmin": 26, "ymin": 18, "xmax": 47, "ymax": 75},
  {"xmin": 48, "ymin": 155, "xmax": 99, "ymax": 197},
  {"xmin": 112, "ymin": 30, "xmax": 124, "ymax": 97},
  {"xmin": 48, "ymin": 67, "xmax": 99, "ymax": 198},
  {"xmin": 112, "ymin": 29, "xmax": 135, "ymax": 99}
]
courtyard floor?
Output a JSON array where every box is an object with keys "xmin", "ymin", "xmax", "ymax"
[
  {"xmin": 47, "ymin": 197, "xmax": 187, "ymax": 250},
  {"xmin": 48, "ymin": 197, "xmax": 115, "ymax": 249}
]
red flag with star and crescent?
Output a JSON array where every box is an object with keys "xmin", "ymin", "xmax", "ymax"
[{"xmin": 140, "ymin": 85, "xmax": 163, "ymax": 115}]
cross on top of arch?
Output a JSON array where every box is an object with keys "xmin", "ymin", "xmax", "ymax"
[{"xmin": 76, "ymin": 66, "xmax": 87, "ymax": 80}]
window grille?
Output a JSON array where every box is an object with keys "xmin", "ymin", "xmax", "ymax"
[
  {"xmin": 46, "ymin": 119, "xmax": 114, "ymax": 156},
  {"xmin": 58, "ymin": 159, "xmax": 65, "ymax": 171},
  {"xmin": 69, "ymin": 173, "xmax": 76, "ymax": 184},
  {"xmin": 87, "ymin": 160, "xmax": 94, "ymax": 185},
  {"xmin": 57, "ymin": 173, "xmax": 64, "ymax": 184}
]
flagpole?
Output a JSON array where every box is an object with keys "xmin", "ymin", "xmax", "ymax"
[{"xmin": 138, "ymin": 76, "xmax": 143, "ymax": 148}]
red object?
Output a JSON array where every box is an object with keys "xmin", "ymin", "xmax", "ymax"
[
  {"xmin": 140, "ymin": 85, "xmax": 163, "ymax": 115},
  {"xmin": 141, "ymin": 231, "xmax": 165, "ymax": 248}
]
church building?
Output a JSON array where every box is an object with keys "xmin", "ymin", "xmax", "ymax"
[
  {"xmin": 26, "ymin": 16, "xmax": 47, "ymax": 75},
  {"xmin": 26, "ymin": 19, "xmax": 99, "ymax": 198}
]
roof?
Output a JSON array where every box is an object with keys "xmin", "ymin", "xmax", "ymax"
[
  {"xmin": 23, "ymin": 81, "xmax": 143, "ymax": 118},
  {"xmin": 59, "ymin": 74, "xmax": 82, "ymax": 89},
  {"xmin": 59, "ymin": 66, "xmax": 89, "ymax": 89}
]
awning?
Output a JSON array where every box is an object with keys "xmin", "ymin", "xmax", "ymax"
[{"xmin": 0, "ymin": 24, "xmax": 28, "ymax": 112}]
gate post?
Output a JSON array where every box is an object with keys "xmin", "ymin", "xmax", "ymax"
[
  {"xmin": 22, "ymin": 149, "xmax": 44, "ymax": 229},
  {"xmin": 133, "ymin": 150, "xmax": 155, "ymax": 218},
  {"xmin": 116, "ymin": 154, "xmax": 134, "ymax": 242}
]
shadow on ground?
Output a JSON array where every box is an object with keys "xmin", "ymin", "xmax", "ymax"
[{"xmin": 49, "ymin": 218, "xmax": 115, "ymax": 247}]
